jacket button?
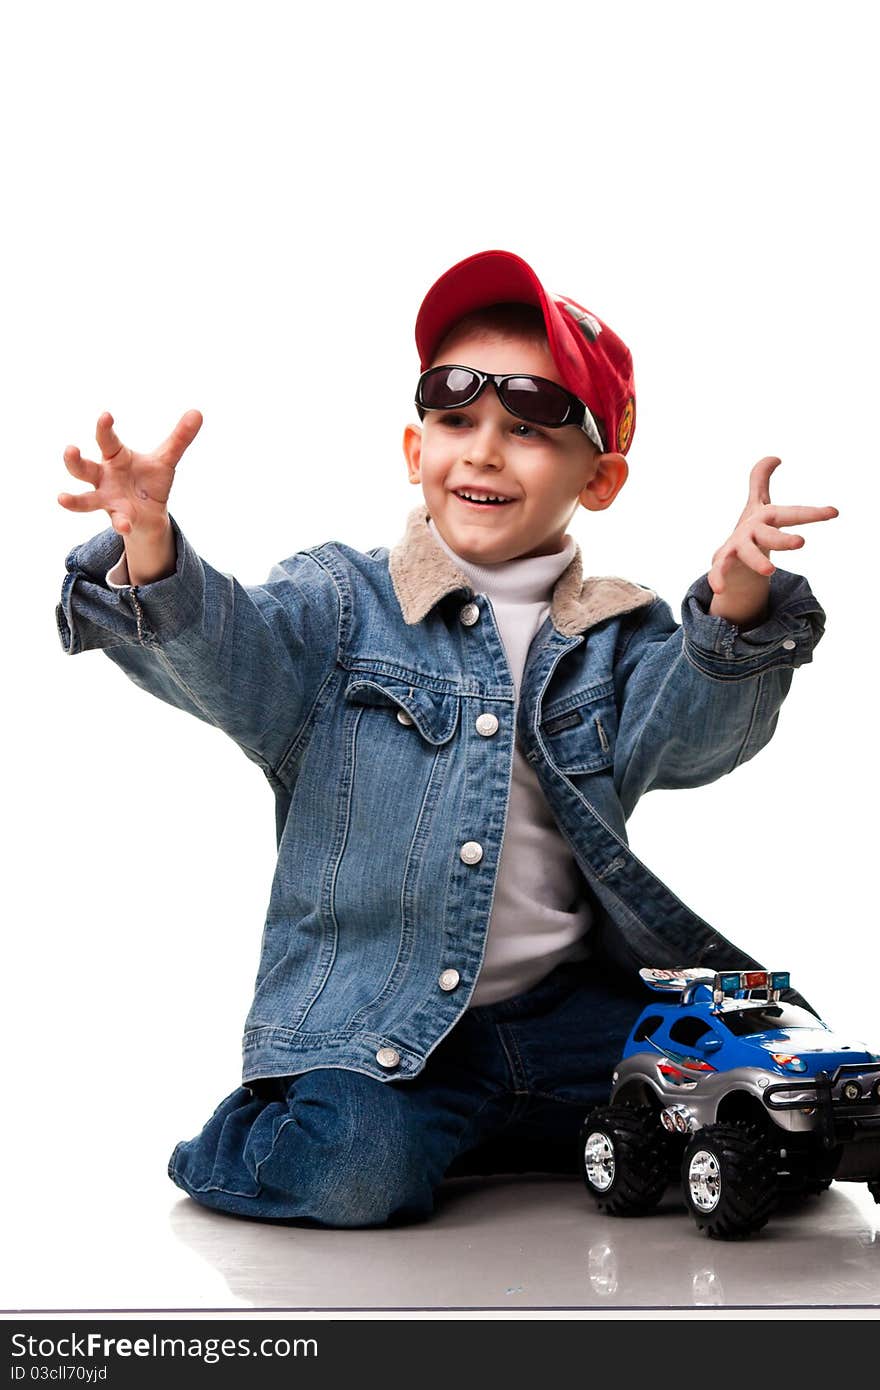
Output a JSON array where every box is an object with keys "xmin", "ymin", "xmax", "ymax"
[
  {"xmin": 782, "ymin": 639, "xmax": 796, "ymax": 651},
  {"xmin": 376, "ymin": 1047, "xmax": 400, "ymax": 1069},
  {"xmin": 460, "ymin": 841, "xmax": 484, "ymax": 865},
  {"xmin": 475, "ymin": 712, "xmax": 499, "ymax": 737},
  {"xmin": 396, "ymin": 708, "xmax": 415, "ymax": 725},
  {"xmin": 438, "ymin": 968, "xmax": 461, "ymax": 991},
  {"xmin": 459, "ymin": 602, "xmax": 480, "ymax": 626}
]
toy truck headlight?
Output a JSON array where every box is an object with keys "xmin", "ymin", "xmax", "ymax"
[{"xmin": 770, "ymin": 1053, "xmax": 808, "ymax": 1073}]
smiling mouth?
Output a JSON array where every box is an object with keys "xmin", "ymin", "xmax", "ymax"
[{"xmin": 453, "ymin": 490, "xmax": 517, "ymax": 507}]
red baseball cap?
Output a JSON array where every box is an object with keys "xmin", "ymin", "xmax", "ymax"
[{"xmin": 415, "ymin": 249, "xmax": 636, "ymax": 455}]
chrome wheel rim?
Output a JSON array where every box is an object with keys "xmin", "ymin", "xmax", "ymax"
[
  {"xmin": 688, "ymin": 1148, "xmax": 721, "ymax": 1212},
  {"xmin": 584, "ymin": 1131, "xmax": 615, "ymax": 1192}
]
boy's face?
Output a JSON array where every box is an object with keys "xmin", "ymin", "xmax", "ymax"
[{"xmin": 403, "ymin": 329, "xmax": 627, "ymax": 564}]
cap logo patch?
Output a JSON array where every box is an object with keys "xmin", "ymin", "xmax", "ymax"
[
  {"xmin": 617, "ymin": 397, "xmax": 635, "ymax": 452},
  {"xmin": 555, "ymin": 296, "xmax": 603, "ymax": 342}
]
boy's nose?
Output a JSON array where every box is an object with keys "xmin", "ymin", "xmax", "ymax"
[{"xmin": 461, "ymin": 422, "xmax": 506, "ymax": 469}]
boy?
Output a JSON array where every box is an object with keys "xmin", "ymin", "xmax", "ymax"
[{"xmin": 56, "ymin": 249, "xmax": 836, "ymax": 1228}]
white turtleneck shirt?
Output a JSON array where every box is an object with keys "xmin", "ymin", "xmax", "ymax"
[{"xmin": 427, "ymin": 519, "xmax": 593, "ymax": 1006}]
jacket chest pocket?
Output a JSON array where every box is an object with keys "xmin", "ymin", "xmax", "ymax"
[
  {"xmin": 540, "ymin": 680, "xmax": 618, "ymax": 774},
  {"xmin": 343, "ymin": 673, "xmax": 460, "ymax": 746}
]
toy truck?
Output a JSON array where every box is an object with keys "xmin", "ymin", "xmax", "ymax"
[{"xmin": 580, "ymin": 968, "xmax": 880, "ymax": 1239}]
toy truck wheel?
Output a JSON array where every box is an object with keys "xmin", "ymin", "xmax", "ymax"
[
  {"xmin": 682, "ymin": 1122, "xmax": 778, "ymax": 1240},
  {"xmin": 579, "ymin": 1105, "xmax": 670, "ymax": 1216}
]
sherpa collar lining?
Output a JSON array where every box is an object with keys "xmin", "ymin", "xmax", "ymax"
[{"xmin": 388, "ymin": 504, "xmax": 656, "ymax": 636}]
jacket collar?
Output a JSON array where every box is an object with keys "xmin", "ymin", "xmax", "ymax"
[{"xmin": 389, "ymin": 504, "xmax": 656, "ymax": 636}]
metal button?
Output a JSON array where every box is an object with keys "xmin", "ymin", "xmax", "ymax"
[
  {"xmin": 459, "ymin": 602, "xmax": 480, "ymax": 626},
  {"xmin": 460, "ymin": 841, "xmax": 484, "ymax": 865},
  {"xmin": 781, "ymin": 639, "xmax": 796, "ymax": 651},
  {"xmin": 475, "ymin": 712, "xmax": 499, "ymax": 737},
  {"xmin": 376, "ymin": 1047, "xmax": 400, "ymax": 1069},
  {"xmin": 396, "ymin": 708, "xmax": 415, "ymax": 725},
  {"xmin": 438, "ymin": 968, "xmax": 460, "ymax": 992}
]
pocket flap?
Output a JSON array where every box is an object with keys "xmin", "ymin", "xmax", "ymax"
[
  {"xmin": 344, "ymin": 674, "xmax": 459, "ymax": 745},
  {"xmin": 540, "ymin": 680, "xmax": 617, "ymax": 773}
]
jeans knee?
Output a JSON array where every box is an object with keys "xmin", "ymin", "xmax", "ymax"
[{"xmin": 257, "ymin": 1069, "xmax": 434, "ymax": 1228}]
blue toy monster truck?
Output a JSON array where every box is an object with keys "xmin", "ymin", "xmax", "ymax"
[{"xmin": 580, "ymin": 969, "xmax": 880, "ymax": 1239}]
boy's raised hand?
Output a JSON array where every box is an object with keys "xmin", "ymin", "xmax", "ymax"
[
  {"xmin": 707, "ymin": 457, "xmax": 838, "ymax": 624},
  {"xmin": 58, "ymin": 409, "xmax": 203, "ymax": 536}
]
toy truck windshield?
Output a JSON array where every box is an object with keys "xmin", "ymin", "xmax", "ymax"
[{"xmin": 718, "ymin": 1004, "xmax": 815, "ymax": 1036}]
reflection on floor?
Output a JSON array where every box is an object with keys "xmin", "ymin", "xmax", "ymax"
[
  {"xmin": 6, "ymin": 1175, "xmax": 879, "ymax": 1312},
  {"xmin": 166, "ymin": 1176, "xmax": 879, "ymax": 1311}
]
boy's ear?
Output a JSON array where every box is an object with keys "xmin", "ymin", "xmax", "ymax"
[
  {"xmin": 578, "ymin": 452, "xmax": 629, "ymax": 511},
  {"xmin": 403, "ymin": 423, "xmax": 422, "ymax": 485}
]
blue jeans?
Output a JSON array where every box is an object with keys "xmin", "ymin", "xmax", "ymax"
[{"xmin": 167, "ymin": 960, "xmax": 644, "ymax": 1228}]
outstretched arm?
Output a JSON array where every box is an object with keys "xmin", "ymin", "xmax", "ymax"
[
  {"xmin": 57, "ymin": 412, "xmax": 340, "ymax": 780},
  {"xmin": 613, "ymin": 458, "xmax": 834, "ymax": 819}
]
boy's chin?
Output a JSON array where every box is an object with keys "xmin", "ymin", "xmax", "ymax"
[{"xmin": 440, "ymin": 524, "xmax": 555, "ymax": 566}]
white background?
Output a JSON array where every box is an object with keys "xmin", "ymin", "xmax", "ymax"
[{"xmin": 3, "ymin": 0, "xmax": 878, "ymax": 1310}]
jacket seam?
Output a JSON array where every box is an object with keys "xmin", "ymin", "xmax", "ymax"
[
  {"xmin": 271, "ymin": 552, "xmax": 345, "ymax": 782},
  {"xmin": 273, "ymin": 665, "xmax": 338, "ymax": 785},
  {"xmin": 617, "ymin": 645, "xmax": 686, "ymax": 795}
]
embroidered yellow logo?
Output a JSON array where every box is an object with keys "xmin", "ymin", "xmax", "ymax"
[{"xmin": 617, "ymin": 397, "xmax": 635, "ymax": 452}]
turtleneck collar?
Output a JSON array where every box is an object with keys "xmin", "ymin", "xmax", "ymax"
[{"xmin": 426, "ymin": 518, "xmax": 576, "ymax": 606}]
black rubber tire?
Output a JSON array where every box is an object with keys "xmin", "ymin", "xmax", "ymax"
[
  {"xmin": 579, "ymin": 1104, "xmax": 671, "ymax": 1216},
  {"xmin": 681, "ymin": 1122, "xmax": 778, "ymax": 1240}
]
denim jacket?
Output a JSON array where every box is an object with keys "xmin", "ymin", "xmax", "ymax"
[{"xmin": 56, "ymin": 503, "xmax": 826, "ymax": 1085}]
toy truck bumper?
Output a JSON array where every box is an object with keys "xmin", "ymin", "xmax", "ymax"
[{"xmin": 765, "ymin": 1063, "xmax": 880, "ymax": 1174}]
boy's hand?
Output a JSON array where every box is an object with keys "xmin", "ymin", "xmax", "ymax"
[
  {"xmin": 58, "ymin": 409, "xmax": 203, "ymax": 537},
  {"xmin": 707, "ymin": 457, "xmax": 838, "ymax": 626}
]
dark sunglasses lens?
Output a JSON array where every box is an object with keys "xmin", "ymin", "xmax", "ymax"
[
  {"xmin": 419, "ymin": 367, "xmax": 480, "ymax": 409},
  {"xmin": 501, "ymin": 376, "xmax": 571, "ymax": 425}
]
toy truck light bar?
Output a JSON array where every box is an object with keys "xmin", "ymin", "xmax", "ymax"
[
  {"xmin": 713, "ymin": 970, "xmax": 790, "ymax": 1004},
  {"xmin": 639, "ymin": 968, "xmax": 790, "ymax": 1005}
]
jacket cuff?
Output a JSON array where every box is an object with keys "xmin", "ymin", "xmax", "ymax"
[
  {"xmin": 56, "ymin": 514, "xmax": 204, "ymax": 654},
  {"xmin": 681, "ymin": 568, "xmax": 826, "ymax": 679}
]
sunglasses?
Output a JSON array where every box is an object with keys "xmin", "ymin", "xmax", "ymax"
[{"xmin": 415, "ymin": 364, "xmax": 605, "ymax": 451}]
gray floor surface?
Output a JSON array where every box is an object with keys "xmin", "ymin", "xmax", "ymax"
[{"xmin": 7, "ymin": 1174, "xmax": 879, "ymax": 1314}]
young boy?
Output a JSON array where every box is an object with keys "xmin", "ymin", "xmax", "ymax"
[{"xmin": 56, "ymin": 249, "xmax": 836, "ymax": 1228}]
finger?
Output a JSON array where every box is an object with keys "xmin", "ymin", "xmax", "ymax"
[
  {"xmin": 763, "ymin": 505, "xmax": 839, "ymax": 526},
  {"xmin": 748, "ymin": 456, "xmax": 782, "ymax": 507},
  {"xmin": 57, "ymin": 488, "xmax": 105, "ymax": 513},
  {"xmin": 154, "ymin": 408, "xmax": 203, "ymax": 467},
  {"xmin": 733, "ymin": 537, "xmax": 776, "ymax": 576},
  {"xmin": 707, "ymin": 552, "xmax": 733, "ymax": 594},
  {"xmin": 63, "ymin": 445, "xmax": 101, "ymax": 487},
  {"xmin": 752, "ymin": 523, "xmax": 805, "ymax": 552},
  {"xmin": 96, "ymin": 411, "xmax": 126, "ymax": 461}
]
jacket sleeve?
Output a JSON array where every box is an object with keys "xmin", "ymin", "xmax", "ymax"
[
  {"xmin": 55, "ymin": 514, "xmax": 341, "ymax": 778},
  {"xmin": 612, "ymin": 568, "xmax": 826, "ymax": 819}
]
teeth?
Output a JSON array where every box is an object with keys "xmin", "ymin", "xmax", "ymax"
[{"xmin": 456, "ymin": 491, "xmax": 511, "ymax": 503}]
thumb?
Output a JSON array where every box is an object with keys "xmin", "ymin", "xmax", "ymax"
[{"xmin": 748, "ymin": 456, "xmax": 782, "ymax": 508}]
